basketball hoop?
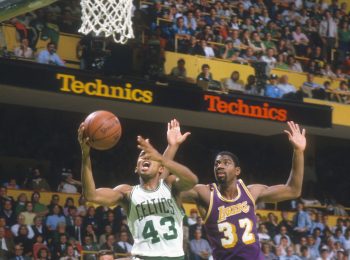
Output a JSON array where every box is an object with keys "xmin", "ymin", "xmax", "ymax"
[{"xmin": 79, "ymin": 0, "xmax": 134, "ymax": 44}]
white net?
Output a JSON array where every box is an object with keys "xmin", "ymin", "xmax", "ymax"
[{"xmin": 79, "ymin": 0, "xmax": 134, "ymax": 44}]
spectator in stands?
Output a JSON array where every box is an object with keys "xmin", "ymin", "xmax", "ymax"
[
  {"xmin": 83, "ymin": 234, "xmax": 99, "ymax": 257},
  {"xmin": 189, "ymin": 216, "xmax": 206, "ymax": 241},
  {"xmin": 261, "ymin": 47, "xmax": 276, "ymax": 71},
  {"xmin": 265, "ymin": 74, "xmax": 282, "ymax": 98},
  {"xmin": 287, "ymin": 55, "xmax": 303, "ymax": 72},
  {"xmin": 102, "ymin": 211, "xmax": 119, "ymax": 235},
  {"xmin": 1, "ymin": 200, "xmax": 17, "ymax": 227},
  {"xmin": 46, "ymin": 204, "xmax": 66, "ymax": 231},
  {"xmin": 0, "ymin": 216, "xmax": 11, "ymax": 238},
  {"xmin": 263, "ymin": 32, "xmax": 276, "ymax": 51},
  {"xmin": 305, "ymin": 59, "xmax": 321, "ymax": 75},
  {"xmin": 84, "ymin": 206, "xmax": 98, "ymax": 228},
  {"xmin": 241, "ymin": 18, "xmax": 256, "ymax": 33},
  {"xmin": 53, "ymin": 233, "xmax": 70, "ymax": 259},
  {"xmin": 187, "ymin": 209, "xmax": 198, "ymax": 226},
  {"xmin": 3, "ymin": 178, "xmax": 20, "ymax": 190},
  {"xmin": 277, "ymin": 236, "xmax": 289, "ymax": 256},
  {"xmin": 37, "ymin": 247, "xmax": 50, "ymax": 260},
  {"xmin": 170, "ymin": 58, "xmax": 187, "ymax": 80},
  {"xmin": 31, "ymin": 192, "xmax": 49, "ymax": 217},
  {"xmin": 13, "ymin": 225, "xmax": 33, "ymax": 256},
  {"xmin": 292, "ymin": 25, "xmax": 309, "ymax": 56},
  {"xmin": 320, "ymin": 63, "xmax": 337, "ymax": 79},
  {"xmin": 277, "ymin": 75, "xmax": 297, "ymax": 99},
  {"xmin": 15, "ymin": 193, "xmax": 28, "ymax": 214},
  {"xmin": 274, "ymin": 225, "xmax": 292, "ymax": 246},
  {"xmin": 319, "ymin": 11, "xmax": 338, "ymax": 63},
  {"xmin": 275, "ymin": 54, "xmax": 289, "ymax": 70},
  {"xmin": 24, "ymin": 168, "xmax": 51, "ymax": 191},
  {"xmin": 335, "ymin": 81, "xmax": 350, "ymax": 103},
  {"xmin": 220, "ymin": 40, "xmax": 237, "ymax": 61},
  {"xmin": 293, "ymin": 201, "xmax": 312, "ymax": 242},
  {"xmin": 85, "ymin": 224, "xmax": 98, "ymax": 244},
  {"xmin": 301, "ymin": 73, "xmax": 326, "ymax": 99},
  {"xmin": 58, "ymin": 171, "xmax": 81, "ymax": 194},
  {"xmin": 189, "ymin": 229, "xmax": 212, "ymax": 260},
  {"xmin": 300, "ymin": 245, "xmax": 312, "ymax": 260},
  {"xmin": 21, "ymin": 202, "xmax": 36, "ymax": 225},
  {"xmin": 224, "ymin": 71, "xmax": 245, "ymax": 93},
  {"xmin": 280, "ymin": 246, "xmax": 300, "ymax": 260},
  {"xmin": 338, "ymin": 21, "xmax": 350, "ymax": 63},
  {"xmin": 306, "ymin": 235, "xmax": 320, "ymax": 259},
  {"xmin": 183, "ymin": 11, "xmax": 197, "ymax": 31},
  {"xmin": 68, "ymin": 216, "xmax": 84, "ymax": 245},
  {"xmin": 11, "ymin": 243, "xmax": 31, "ymax": 260},
  {"xmin": 63, "ymin": 197, "xmax": 74, "ymax": 216},
  {"xmin": 11, "ymin": 213, "xmax": 35, "ymax": 238},
  {"xmin": 245, "ymin": 75, "xmax": 262, "ymax": 95},
  {"xmin": 99, "ymin": 225, "xmax": 113, "ymax": 246},
  {"xmin": 117, "ymin": 231, "xmax": 132, "ymax": 256},
  {"xmin": 278, "ymin": 211, "xmax": 294, "ymax": 235},
  {"xmin": 196, "ymin": 64, "xmax": 213, "ymax": 84},
  {"xmin": 229, "ymin": 15, "xmax": 240, "ymax": 31},
  {"xmin": 0, "ymin": 226, "xmax": 14, "ymax": 258},
  {"xmin": 32, "ymin": 216, "xmax": 48, "ymax": 241},
  {"xmin": 249, "ymin": 31, "xmax": 266, "ymax": 54},
  {"xmin": 241, "ymin": 47, "xmax": 258, "ymax": 63},
  {"xmin": 311, "ymin": 212, "xmax": 325, "ymax": 234},
  {"xmin": 100, "ymin": 234, "xmax": 125, "ymax": 255},
  {"xmin": 258, "ymin": 223, "xmax": 271, "ymax": 242},
  {"xmin": 32, "ymin": 234, "xmax": 48, "ymax": 259},
  {"xmin": 198, "ymin": 40, "xmax": 215, "ymax": 58},
  {"xmin": 261, "ymin": 243, "xmax": 276, "ymax": 260},
  {"xmin": 37, "ymin": 42, "xmax": 65, "ymax": 66}
]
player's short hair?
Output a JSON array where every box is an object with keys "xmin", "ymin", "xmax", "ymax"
[
  {"xmin": 97, "ymin": 249, "xmax": 114, "ymax": 258},
  {"xmin": 216, "ymin": 151, "xmax": 240, "ymax": 167}
]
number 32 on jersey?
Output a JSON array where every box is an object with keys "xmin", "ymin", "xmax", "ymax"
[{"xmin": 218, "ymin": 218, "xmax": 256, "ymax": 248}]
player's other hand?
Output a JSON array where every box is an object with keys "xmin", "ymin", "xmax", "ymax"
[
  {"xmin": 284, "ymin": 121, "xmax": 306, "ymax": 152},
  {"xmin": 137, "ymin": 136, "xmax": 163, "ymax": 163},
  {"xmin": 78, "ymin": 123, "xmax": 91, "ymax": 155},
  {"xmin": 167, "ymin": 119, "xmax": 191, "ymax": 146}
]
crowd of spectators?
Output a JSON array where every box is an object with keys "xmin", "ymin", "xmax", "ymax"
[
  {"xmin": 141, "ymin": 0, "xmax": 350, "ymax": 102},
  {"xmin": 1, "ymin": 0, "xmax": 350, "ymax": 102},
  {"xmin": 1, "ymin": 179, "xmax": 350, "ymax": 260}
]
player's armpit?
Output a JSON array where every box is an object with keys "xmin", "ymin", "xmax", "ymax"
[
  {"xmin": 248, "ymin": 184, "xmax": 300, "ymax": 204},
  {"xmin": 86, "ymin": 184, "xmax": 131, "ymax": 207}
]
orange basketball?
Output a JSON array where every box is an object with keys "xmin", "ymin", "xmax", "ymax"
[{"xmin": 83, "ymin": 111, "xmax": 122, "ymax": 150}]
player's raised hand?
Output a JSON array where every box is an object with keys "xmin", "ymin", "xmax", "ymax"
[
  {"xmin": 167, "ymin": 119, "xmax": 191, "ymax": 146},
  {"xmin": 284, "ymin": 121, "xmax": 306, "ymax": 152},
  {"xmin": 137, "ymin": 136, "xmax": 163, "ymax": 162},
  {"xmin": 78, "ymin": 123, "xmax": 90, "ymax": 155}
]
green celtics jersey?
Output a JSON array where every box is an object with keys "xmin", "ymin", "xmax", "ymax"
[{"xmin": 128, "ymin": 179, "xmax": 184, "ymax": 258}]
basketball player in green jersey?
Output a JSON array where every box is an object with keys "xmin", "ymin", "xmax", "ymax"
[{"xmin": 78, "ymin": 120, "xmax": 197, "ymax": 260}]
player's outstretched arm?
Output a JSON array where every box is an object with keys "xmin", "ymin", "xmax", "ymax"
[
  {"xmin": 248, "ymin": 121, "xmax": 306, "ymax": 203},
  {"xmin": 161, "ymin": 119, "xmax": 191, "ymax": 179},
  {"xmin": 137, "ymin": 136, "xmax": 198, "ymax": 191},
  {"xmin": 78, "ymin": 124, "xmax": 129, "ymax": 207}
]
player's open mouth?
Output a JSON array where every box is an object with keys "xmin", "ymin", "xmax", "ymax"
[{"xmin": 141, "ymin": 161, "xmax": 151, "ymax": 171}]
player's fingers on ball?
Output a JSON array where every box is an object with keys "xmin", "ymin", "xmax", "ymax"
[{"xmin": 167, "ymin": 122, "xmax": 170, "ymax": 131}]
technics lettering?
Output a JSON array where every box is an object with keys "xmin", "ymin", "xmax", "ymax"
[
  {"xmin": 204, "ymin": 95, "xmax": 288, "ymax": 122},
  {"xmin": 57, "ymin": 73, "xmax": 153, "ymax": 104}
]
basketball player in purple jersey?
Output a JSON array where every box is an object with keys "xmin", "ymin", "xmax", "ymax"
[{"xmin": 183, "ymin": 121, "xmax": 306, "ymax": 259}]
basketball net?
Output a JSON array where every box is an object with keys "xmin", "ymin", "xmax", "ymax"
[{"xmin": 79, "ymin": 0, "xmax": 134, "ymax": 44}]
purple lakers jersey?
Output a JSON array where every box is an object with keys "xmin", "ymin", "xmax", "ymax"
[{"xmin": 204, "ymin": 179, "xmax": 264, "ymax": 260}]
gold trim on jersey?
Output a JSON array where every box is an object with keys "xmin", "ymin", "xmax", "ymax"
[
  {"xmin": 213, "ymin": 183, "xmax": 241, "ymax": 203},
  {"xmin": 238, "ymin": 179, "xmax": 256, "ymax": 207},
  {"xmin": 203, "ymin": 187, "xmax": 214, "ymax": 224}
]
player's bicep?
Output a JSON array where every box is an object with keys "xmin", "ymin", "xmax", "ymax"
[
  {"xmin": 91, "ymin": 185, "xmax": 129, "ymax": 206},
  {"xmin": 249, "ymin": 184, "xmax": 297, "ymax": 203}
]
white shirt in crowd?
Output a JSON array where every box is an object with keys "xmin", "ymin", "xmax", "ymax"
[{"xmin": 203, "ymin": 46, "xmax": 215, "ymax": 58}]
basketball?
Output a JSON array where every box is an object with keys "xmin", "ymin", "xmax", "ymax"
[{"xmin": 83, "ymin": 111, "xmax": 122, "ymax": 150}]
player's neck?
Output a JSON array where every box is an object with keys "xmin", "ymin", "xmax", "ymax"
[
  {"xmin": 140, "ymin": 176, "xmax": 160, "ymax": 191},
  {"xmin": 217, "ymin": 179, "xmax": 239, "ymax": 200}
]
